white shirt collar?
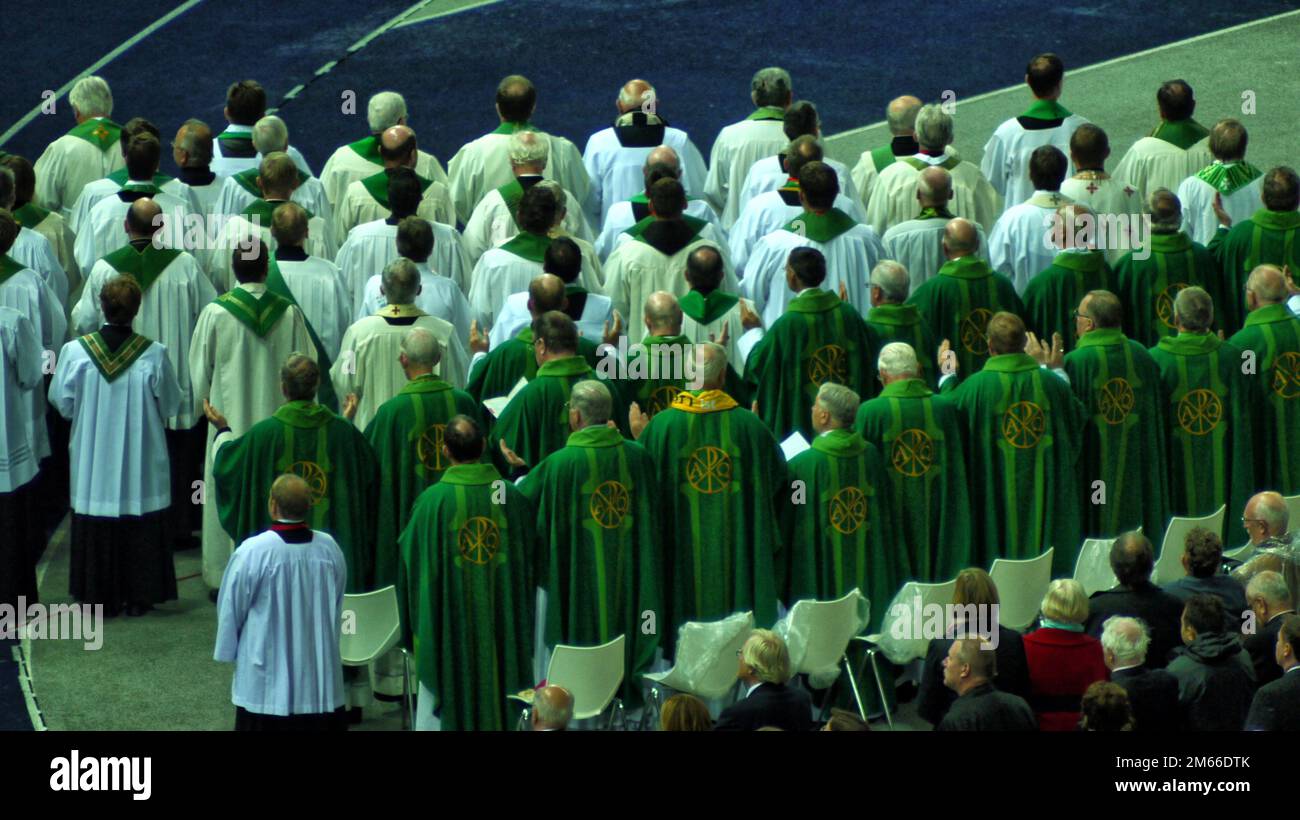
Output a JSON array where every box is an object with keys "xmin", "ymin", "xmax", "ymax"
[
  {"xmin": 224, "ymin": 123, "xmax": 253, "ymax": 134},
  {"xmin": 1111, "ymin": 663, "xmax": 1144, "ymax": 674},
  {"xmin": 745, "ymin": 681, "xmax": 763, "ymax": 699}
]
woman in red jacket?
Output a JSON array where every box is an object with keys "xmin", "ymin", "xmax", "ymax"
[{"xmin": 1023, "ymin": 579, "xmax": 1109, "ymax": 730}]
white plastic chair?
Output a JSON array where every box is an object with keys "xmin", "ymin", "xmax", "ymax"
[
  {"xmin": 854, "ymin": 579, "xmax": 956, "ymax": 729},
  {"xmin": 1155, "ymin": 506, "xmax": 1226, "ymax": 584},
  {"xmin": 340, "ymin": 586, "xmax": 411, "ymax": 728},
  {"xmin": 1223, "ymin": 542, "xmax": 1255, "ymax": 562},
  {"xmin": 1286, "ymin": 495, "xmax": 1300, "ymax": 529},
  {"xmin": 990, "ymin": 548, "xmax": 1055, "ymax": 631},
  {"xmin": 1074, "ymin": 538, "xmax": 1120, "ymax": 596},
  {"xmin": 511, "ymin": 635, "xmax": 627, "ymax": 730},
  {"xmin": 643, "ymin": 611, "xmax": 754, "ymax": 701},
  {"xmin": 779, "ymin": 590, "xmax": 870, "ymax": 722}
]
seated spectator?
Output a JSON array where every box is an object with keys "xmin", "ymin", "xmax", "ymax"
[
  {"xmin": 917, "ymin": 568, "xmax": 1031, "ymax": 727},
  {"xmin": 1245, "ymin": 614, "xmax": 1300, "ymax": 731},
  {"xmin": 1166, "ymin": 594, "xmax": 1256, "ymax": 731},
  {"xmin": 530, "ymin": 685, "xmax": 574, "ymax": 732},
  {"xmin": 1164, "ymin": 527, "xmax": 1248, "ymax": 629},
  {"xmin": 714, "ymin": 630, "xmax": 814, "ymax": 732},
  {"xmin": 1023, "ymin": 579, "xmax": 1109, "ymax": 731},
  {"xmin": 1079, "ymin": 681, "xmax": 1134, "ymax": 731},
  {"xmin": 1244, "ymin": 570, "xmax": 1295, "ymax": 687},
  {"xmin": 1101, "ymin": 616, "xmax": 1180, "ymax": 731},
  {"xmin": 822, "ymin": 708, "xmax": 870, "ymax": 732},
  {"xmin": 1085, "ymin": 531, "xmax": 1185, "ymax": 666},
  {"xmin": 935, "ymin": 638, "xmax": 1036, "ymax": 731},
  {"xmin": 660, "ymin": 694, "xmax": 712, "ymax": 732}
]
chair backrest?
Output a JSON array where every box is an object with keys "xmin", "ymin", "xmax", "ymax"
[
  {"xmin": 339, "ymin": 585, "xmax": 401, "ymax": 666},
  {"xmin": 875, "ymin": 579, "xmax": 958, "ymax": 665},
  {"xmin": 645, "ymin": 611, "xmax": 754, "ymax": 699},
  {"xmin": 1074, "ymin": 538, "xmax": 1120, "ymax": 597},
  {"xmin": 1156, "ymin": 505, "xmax": 1226, "ymax": 584},
  {"xmin": 1287, "ymin": 495, "xmax": 1300, "ymax": 530},
  {"xmin": 546, "ymin": 635, "xmax": 626, "ymax": 720},
  {"xmin": 784, "ymin": 589, "xmax": 867, "ymax": 675},
  {"xmin": 989, "ymin": 548, "xmax": 1054, "ymax": 630}
]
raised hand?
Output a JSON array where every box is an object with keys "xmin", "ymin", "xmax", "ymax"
[
  {"xmin": 203, "ymin": 399, "xmax": 228, "ymax": 430},
  {"xmin": 469, "ymin": 320, "xmax": 488, "ymax": 355},
  {"xmin": 602, "ymin": 310, "xmax": 624, "ymax": 347},
  {"xmin": 628, "ymin": 401, "xmax": 650, "ymax": 440}
]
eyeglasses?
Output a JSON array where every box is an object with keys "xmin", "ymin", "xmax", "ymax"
[
  {"xmin": 1243, "ymin": 517, "xmax": 1265, "ymax": 528},
  {"xmin": 1072, "ymin": 310, "xmax": 1093, "ymax": 323}
]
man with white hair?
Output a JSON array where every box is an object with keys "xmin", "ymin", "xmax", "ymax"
[
  {"xmin": 714, "ymin": 630, "xmax": 814, "ymax": 731},
  {"xmin": 1177, "ymin": 118, "xmax": 1263, "ymax": 244},
  {"xmin": 334, "ymin": 124, "xmax": 451, "ymax": 239},
  {"xmin": 1022, "ymin": 204, "xmax": 1116, "ymax": 349},
  {"xmin": 864, "ymin": 260, "xmax": 938, "ymax": 386},
  {"xmin": 595, "ymin": 147, "xmax": 724, "ymax": 260},
  {"xmin": 357, "ymin": 216, "xmax": 472, "ymax": 344},
  {"xmin": 1102, "ymin": 616, "xmax": 1181, "ymax": 731},
  {"xmin": 987, "ymin": 145, "xmax": 1074, "ymax": 294},
  {"xmin": 866, "ymin": 103, "xmax": 999, "ymax": 236},
  {"xmin": 209, "ymin": 80, "xmax": 311, "ymax": 178},
  {"xmin": 736, "ymin": 100, "xmax": 857, "ymax": 217},
  {"xmin": 582, "ymin": 79, "xmax": 708, "ymax": 227},
  {"xmin": 530, "ymin": 686, "xmax": 575, "ymax": 731},
  {"xmin": 856, "ymin": 342, "xmax": 971, "ymax": 581},
  {"xmin": 332, "ymin": 258, "xmax": 468, "ymax": 430},
  {"xmin": 215, "ymin": 116, "xmax": 332, "ymax": 224},
  {"xmin": 850, "ymin": 95, "xmax": 922, "ymax": 214},
  {"xmin": 981, "ymin": 54, "xmax": 1089, "ymax": 212},
  {"xmin": 448, "ymin": 74, "xmax": 589, "ymax": 225},
  {"xmin": 319, "ymin": 90, "xmax": 449, "ymax": 208},
  {"xmin": 705, "ymin": 67, "xmax": 795, "ymax": 229},
  {"xmin": 33, "ymin": 76, "xmax": 124, "ymax": 216},
  {"xmin": 1058, "ymin": 125, "xmax": 1143, "ymax": 265},
  {"xmin": 1232, "ymin": 492, "xmax": 1300, "ymax": 602},
  {"xmin": 1243, "ymin": 571, "xmax": 1294, "ymax": 687},
  {"xmin": 1113, "ymin": 80, "xmax": 1214, "ymax": 204},
  {"xmin": 882, "ymin": 167, "xmax": 990, "ymax": 291},
  {"xmin": 462, "ymin": 131, "xmax": 591, "ymax": 263}
]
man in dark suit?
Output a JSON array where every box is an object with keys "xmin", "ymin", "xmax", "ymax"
[
  {"xmin": 936, "ymin": 638, "xmax": 1037, "ymax": 731},
  {"xmin": 1244, "ymin": 570, "xmax": 1295, "ymax": 687},
  {"xmin": 1085, "ymin": 532, "xmax": 1185, "ymax": 666},
  {"xmin": 1164, "ymin": 527, "xmax": 1248, "ymax": 630},
  {"xmin": 714, "ymin": 629, "xmax": 815, "ymax": 731},
  {"xmin": 1245, "ymin": 614, "xmax": 1300, "ymax": 731},
  {"xmin": 1100, "ymin": 615, "xmax": 1181, "ymax": 731}
]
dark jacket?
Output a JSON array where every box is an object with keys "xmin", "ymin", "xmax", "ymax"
[
  {"xmin": 935, "ymin": 682, "xmax": 1036, "ymax": 731},
  {"xmin": 1022, "ymin": 626, "xmax": 1108, "ymax": 731},
  {"xmin": 917, "ymin": 625, "xmax": 1031, "ymax": 726},
  {"xmin": 1110, "ymin": 665, "xmax": 1182, "ymax": 732},
  {"xmin": 1245, "ymin": 667, "xmax": 1300, "ymax": 731},
  {"xmin": 713, "ymin": 682, "xmax": 814, "ymax": 732},
  {"xmin": 1085, "ymin": 582, "xmax": 1185, "ymax": 666},
  {"xmin": 1164, "ymin": 574, "xmax": 1248, "ymax": 631},
  {"xmin": 1166, "ymin": 632, "xmax": 1257, "ymax": 731},
  {"xmin": 1243, "ymin": 611, "xmax": 1292, "ymax": 687}
]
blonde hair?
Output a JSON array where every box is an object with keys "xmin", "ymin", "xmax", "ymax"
[
  {"xmin": 1041, "ymin": 578, "xmax": 1089, "ymax": 624},
  {"xmin": 741, "ymin": 629, "xmax": 791, "ymax": 684}
]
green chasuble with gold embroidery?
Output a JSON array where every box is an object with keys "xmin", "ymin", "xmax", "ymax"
[
  {"xmin": 1149, "ymin": 333, "xmax": 1257, "ymax": 534},
  {"xmin": 1230, "ymin": 304, "xmax": 1300, "ymax": 494},
  {"xmin": 907, "ymin": 255, "xmax": 1025, "ymax": 378},
  {"xmin": 747, "ymin": 287, "xmax": 880, "ymax": 441},
  {"xmin": 1022, "ymin": 250, "xmax": 1116, "ymax": 350},
  {"xmin": 466, "ymin": 328, "xmax": 602, "ymax": 403},
  {"xmin": 397, "ymin": 462, "xmax": 535, "ymax": 731},
  {"xmin": 214, "ymin": 400, "xmax": 380, "ymax": 592},
  {"xmin": 518, "ymin": 425, "xmax": 662, "ymax": 706},
  {"xmin": 855, "ymin": 378, "xmax": 972, "ymax": 583},
  {"xmin": 1115, "ymin": 232, "xmax": 1222, "ymax": 347},
  {"xmin": 363, "ymin": 375, "xmax": 482, "ymax": 589},
  {"xmin": 1208, "ymin": 209, "xmax": 1300, "ymax": 334},
  {"xmin": 1063, "ymin": 328, "xmax": 1170, "ymax": 539},
  {"xmin": 866, "ymin": 303, "xmax": 939, "ymax": 388},
  {"xmin": 638, "ymin": 389, "xmax": 786, "ymax": 636},
  {"xmin": 784, "ymin": 429, "xmax": 902, "ymax": 631},
  {"xmin": 950, "ymin": 353, "xmax": 1085, "ymax": 573},
  {"xmin": 67, "ymin": 118, "xmax": 122, "ymax": 153},
  {"xmin": 611, "ymin": 333, "xmax": 694, "ymax": 419}
]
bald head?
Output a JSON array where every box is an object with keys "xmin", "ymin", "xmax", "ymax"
[
  {"xmin": 257, "ymin": 152, "xmax": 300, "ymax": 200},
  {"xmin": 644, "ymin": 291, "xmax": 682, "ymax": 336},
  {"xmin": 783, "ymin": 134, "xmax": 823, "ymax": 178},
  {"xmin": 1082, "ymin": 289, "xmax": 1123, "ymax": 329},
  {"xmin": 917, "ymin": 166, "xmax": 953, "ymax": 208},
  {"xmin": 1247, "ymin": 264, "xmax": 1288, "ymax": 305},
  {"xmin": 943, "ymin": 218, "xmax": 980, "ymax": 258},
  {"xmin": 269, "ymin": 474, "xmax": 313, "ymax": 522},
  {"xmin": 886, "ymin": 95, "xmax": 922, "ymax": 136},
  {"xmin": 685, "ymin": 245, "xmax": 725, "ymax": 292},
  {"xmin": 531, "ymin": 685, "xmax": 574, "ymax": 730},
  {"xmin": 1247, "ymin": 491, "xmax": 1290, "ymax": 537},
  {"xmin": 496, "ymin": 75, "xmax": 536, "ymax": 123},
  {"xmin": 380, "ymin": 124, "xmax": 417, "ymax": 167},
  {"xmin": 986, "ymin": 311, "xmax": 1027, "ymax": 355},
  {"xmin": 528, "ymin": 273, "xmax": 567, "ymax": 316},
  {"xmin": 644, "ymin": 145, "xmax": 680, "ymax": 176},
  {"xmin": 126, "ymin": 198, "xmax": 162, "ymax": 239},
  {"xmin": 618, "ymin": 79, "xmax": 654, "ymax": 113}
]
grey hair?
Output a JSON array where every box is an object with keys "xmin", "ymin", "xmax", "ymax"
[
  {"xmin": 1100, "ymin": 616, "xmax": 1150, "ymax": 664},
  {"xmin": 1173, "ymin": 286, "xmax": 1213, "ymax": 331},
  {"xmin": 816, "ymin": 382, "xmax": 860, "ymax": 428},
  {"xmin": 1148, "ymin": 187, "xmax": 1182, "ymax": 231},
  {"xmin": 914, "ymin": 103, "xmax": 954, "ymax": 151},
  {"xmin": 751, "ymin": 67, "xmax": 792, "ymax": 107},
  {"xmin": 177, "ymin": 119, "xmax": 213, "ymax": 166},
  {"xmin": 368, "ymin": 91, "xmax": 407, "ymax": 133},
  {"xmin": 569, "ymin": 379, "xmax": 613, "ymax": 426},
  {"xmin": 1247, "ymin": 265, "xmax": 1288, "ymax": 303},
  {"xmin": 1257, "ymin": 493, "xmax": 1290, "ymax": 532},
  {"xmin": 381, "ymin": 257, "xmax": 421, "ymax": 305},
  {"xmin": 870, "ymin": 260, "xmax": 910, "ymax": 303},
  {"xmin": 877, "ymin": 341, "xmax": 920, "ymax": 378},
  {"xmin": 508, "ymin": 131, "xmax": 549, "ymax": 167},
  {"xmin": 535, "ymin": 179, "xmax": 566, "ymax": 220},
  {"xmin": 694, "ymin": 341, "xmax": 728, "ymax": 387},
  {"xmin": 1246, "ymin": 570, "xmax": 1292, "ymax": 608},
  {"xmin": 400, "ymin": 326, "xmax": 442, "ymax": 368},
  {"xmin": 69, "ymin": 76, "xmax": 113, "ymax": 118},
  {"xmin": 252, "ymin": 115, "xmax": 289, "ymax": 154}
]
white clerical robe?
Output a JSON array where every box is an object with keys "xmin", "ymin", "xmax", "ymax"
[
  {"xmin": 679, "ymin": 292, "xmax": 749, "ymax": 368},
  {"xmin": 74, "ymin": 189, "xmax": 192, "ymax": 276},
  {"xmin": 205, "ymin": 209, "xmax": 335, "ymax": 293},
  {"xmin": 595, "ymin": 198, "xmax": 723, "ymax": 261},
  {"xmin": 0, "ymin": 264, "xmax": 67, "ymax": 462},
  {"xmin": 331, "ymin": 310, "xmax": 468, "ymax": 429},
  {"xmin": 0, "ymin": 306, "xmax": 42, "ymax": 493},
  {"xmin": 70, "ymin": 175, "xmax": 202, "ymax": 238},
  {"xmin": 737, "ymin": 155, "xmax": 858, "ymax": 220},
  {"xmin": 741, "ymin": 225, "xmax": 883, "ymax": 327},
  {"xmin": 210, "ymin": 124, "xmax": 312, "ymax": 178},
  {"xmin": 1113, "ymin": 135, "xmax": 1213, "ymax": 205},
  {"xmin": 11, "ymin": 227, "xmax": 68, "ymax": 307},
  {"xmin": 273, "ymin": 255, "xmax": 351, "ymax": 361},
  {"xmin": 20, "ymin": 208, "xmax": 79, "ymax": 304},
  {"xmin": 981, "ymin": 112, "xmax": 1089, "ymax": 213},
  {"xmin": 866, "ymin": 150, "xmax": 1001, "ymax": 235},
  {"xmin": 181, "ymin": 171, "xmax": 226, "ymax": 219},
  {"xmin": 189, "ymin": 283, "xmax": 314, "ymax": 587},
  {"xmin": 728, "ymin": 190, "xmax": 865, "ymax": 275},
  {"xmin": 850, "ymin": 147, "xmax": 898, "ymax": 216},
  {"xmin": 703, "ymin": 114, "xmax": 788, "ymax": 229},
  {"xmin": 334, "ymin": 176, "xmax": 453, "ymax": 242},
  {"xmin": 987, "ymin": 190, "xmax": 1074, "ymax": 293},
  {"xmin": 581, "ymin": 125, "xmax": 708, "ymax": 227},
  {"xmin": 336, "ymin": 219, "xmax": 471, "ymax": 313},
  {"xmin": 319, "ymin": 142, "xmax": 448, "ymax": 208},
  {"xmin": 1060, "ymin": 172, "xmax": 1144, "ymax": 265},
  {"xmin": 461, "ymin": 182, "xmax": 593, "ymax": 263},
  {"xmin": 882, "ymin": 217, "xmax": 990, "ymax": 291},
  {"xmin": 49, "ymin": 337, "xmax": 180, "ymax": 516},
  {"xmin": 488, "ymin": 289, "xmax": 613, "ymax": 350},
  {"xmin": 1177, "ymin": 166, "xmax": 1265, "ymax": 244},
  {"xmin": 448, "ymin": 128, "xmax": 590, "ymax": 225},
  {"xmin": 213, "ymin": 173, "xmax": 332, "ymax": 226},
  {"xmin": 33, "ymin": 118, "xmax": 126, "ymax": 217},
  {"xmin": 602, "ymin": 236, "xmax": 738, "ymax": 345},
  {"xmin": 358, "ymin": 264, "xmax": 472, "ymax": 344},
  {"xmin": 467, "ymin": 242, "xmax": 604, "ymax": 330},
  {"xmin": 73, "ymin": 248, "xmax": 215, "ymax": 429}
]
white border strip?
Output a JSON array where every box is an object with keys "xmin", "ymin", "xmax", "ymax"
[
  {"xmin": 394, "ymin": 0, "xmax": 506, "ymax": 27},
  {"xmin": 0, "ymin": 0, "xmax": 203, "ymax": 148}
]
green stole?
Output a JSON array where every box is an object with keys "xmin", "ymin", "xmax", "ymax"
[
  {"xmin": 1150, "ymin": 118, "xmax": 1209, "ymax": 150},
  {"xmin": 499, "ymin": 230, "xmax": 552, "ymax": 263},
  {"xmin": 13, "ymin": 203, "xmax": 50, "ymax": 229},
  {"xmin": 361, "ymin": 169, "xmax": 433, "ymax": 209},
  {"xmin": 1020, "ymin": 99, "xmax": 1072, "ymax": 120},
  {"xmin": 746, "ymin": 106, "xmax": 785, "ymax": 121},
  {"xmin": 101, "ymin": 242, "xmax": 182, "ymax": 293},
  {"xmin": 231, "ymin": 166, "xmax": 310, "ymax": 197},
  {"xmin": 347, "ymin": 135, "xmax": 383, "ymax": 163},
  {"xmin": 107, "ymin": 168, "xmax": 173, "ymax": 188},
  {"xmin": 624, "ymin": 214, "xmax": 708, "ymax": 244},
  {"xmin": 67, "ymin": 118, "xmax": 122, "ymax": 153},
  {"xmin": 1196, "ymin": 161, "xmax": 1263, "ymax": 196},
  {"xmin": 491, "ymin": 121, "xmax": 538, "ymax": 135},
  {"xmin": 266, "ymin": 259, "xmax": 338, "ymax": 411},
  {"xmin": 241, "ymin": 199, "xmax": 313, "ymax": 225},
  {"xmin": 77, "ymin": 331, "xmax": 152, "ymax": 382},
  {"xmin": 680, "ymin": 289, "xmax": 738, "ymax": 325},
  {"xmin": 0, "ymin": 255, "xmax": 28, "ymax": 287},
  {"xmin": 783, "ymin": 208, "xmax": 857, "ymax": 242},
  {"xmin": 870, "ymin": 144, "xmax": 896, "ymax": 173},
  {"xmin": 217, "ymin": 128, "xmax": 254, "ymax": 150},
  {"xmin": 213, "ymin": 286, "xmax": 293, "ymax": 337},
  {"xmin": 916, "ymin": 206, "xmax": 955, "ymax": 221}
]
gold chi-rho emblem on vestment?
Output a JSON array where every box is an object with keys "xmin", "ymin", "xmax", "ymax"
[
  {"xmin": 1176, "ymin": 389, "xmax": 1223, "ymax": 435},
  {"xmin": 590, "ymin": 480, "xmax": 631, "ymax": 528},
  {"xmin": 1002, "ymin": 401, "xmax": 1046, "ymax": 449},
  {"xmin": 686, "ymin": 446, "xmax": 732, "ymax": 493},
  {"xmin": 417, "ymin": 423, "xmax": 447, "ymax": 470},
  {"xmin": 808, "ymin": 344, "xmax": 848, "ymax": 386},
  {"xmin": 1097, "ymin": 378, "xmax": 1135, "ymax": 425},
  {"xmin": 288, "ymin": 460, "xmax": 328, "ymax": 504},
  {"xmin": 1273, "ymin": 352, "xmax": 1300, "ymax": 399},
  {"xmin": 458, "ymin": 516, "xmax": 500, "ymax": 565},
  {"xmin": 829, "ymin": 487, "xmax": 868, "ymax": 534},
  {"xmin": 890, "ymin": 429, "xmax": 934, "ymax": 477}
]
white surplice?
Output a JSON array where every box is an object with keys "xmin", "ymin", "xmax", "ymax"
[
  {"xmin": 1060, "ymin": 172, "xmax": 1145, "ymax": 264},
  {"xmin": 319, "ymin": 142, "xmax": 448, "ymax": 208},
  {"xmin": 467, "ymin": 241, "xmax": 603, "ymax": 330},
  {"xmin": 736, "ymin": 155, "xmax": 858, "ymax": 221},
  {"xmin": 11, "ymin": 227, "xmax": 68, "ymax": 307},
  {"xmin": 595, "ymin": 198, "xmax": 723, "ymax": 261},
  {"xmin": 0, "ymin": 306, "xmax": 43, "ymax": 493},
  {"xmin": 273, "ymin": 254, "xmax": 352, "ymax": 361},
  {"xmin": 204, "ymin": 207, "xmax": 335, "ymax": 293},
  {"xmin": 21, "ymin": 209, "xmax": 79, "ymax": 304},
  {"xmin": 602, "ymin": 234, "xmax": 737, "ymax": 345},
  {"xmin": 581, "ymin": 124, "xmax": 708, "ymax": 227},
  {"xmin": 70, "ymin": 175, "xmax": 202, "ymax": 238},
  {"xmin": 741, "ymin": 224, "xmax": 883, "ymax": 327},
  {"xmin": 987, "ymin": 190, "xmax": 1074, "ymax": 293},
  {"xmin": 1176, "ymin": 165, "xmax": 1265, "ymax": 244},
  {"xmin": 1113, "ymin": 134, "xmax": 1213, "ymax": 205},
  {"xmin": 358, "ymin": 264, "xmax": 472, "ymax": 344},
  {"xmin": 210, "ymin": 124, "xmax": 312, "ymax": 178},
  {"xmin": 335, "ymin": 218, "xmax": 471, "ymax": 314},
  {"xmin": 0, "ymin": 263, "xmax": 66, "ymax": 461},
  {"xmin": 703, "ymin": 115, "xmax": 788, "ymax": 229},
  {"xmin": 882, "ymin": 216, "xmax": 990, "ymax": 292},
  {"xmin": 33, "ymin": 118, "xmax": 126, "ymax": 217},
  {"xmin": 981, "ymin": 112, "xmax": 1089, "ymax": 214},
  {"xmin": 334, "ymin": 175, "xmax": 452, "ymax": 242},
  {"xmin": 461, "ymin": 180, "xmax": 593, "ymax": 263},
  {"xmin": 74, "ymin": 188, "xmax": 192, "ymax": 277},
  {"xmin": 727, "ymin": 189, "xmax": 865, "ymax": 275},
  {"xmin": 213, "ymin": 173, "xmax": 332, "ymax": 228},
  {"xmin": 448, "ymin": 128, "xmax": 590, "ymax": 225},
  {"xmin": 866, "ymin": 150, "xmax": 1001, "ymax": 235},
  {"xmin": 488, "ymin": 289, "xmax": 613, "ymax": 350}
]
